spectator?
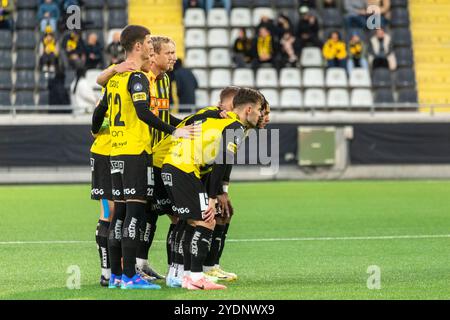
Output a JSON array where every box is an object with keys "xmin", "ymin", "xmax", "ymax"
[
  {"xmin": 205, "ymin": 0, "xmax": 231, "ymax": 13},
  {"xmin": 48, "ymin": 69, "xmax": 71, "ymax": 113},
  {"xmin": 62, "ymin": 31, "xmax": 86, "ymax": 70},
  {"xmin": 256, "ymin": 16, "xmax": 276, "ymax": 36},
  {"xmin": 322, "ymin": 31, "xmax": 347, "ymax": 69},
  {"xmin": 173, "ymin": 59, "xmax": 198, "ymax": 110},
  {"xmin": 85, "ymin": 33, "xmax": 104, "ymax": 70},
  {"xmin": 275, "ymin": 14, "xmax": 293, "ymax": 39},
  {"xmin": 38, "ymin": 0, "xmax": 60, "ymax": 33},
  {"xmin": 347, "ymin": 33, "xmax": 368, "ymax": 73},
  {"xmin": 0, "ymin": 0, "xmax": 14, "ymax": 31},
  {"xmin": 280, "ymin": 31, "xmax": 298, "ymax": 67},
  {"xmin": 299, "ymin": 0, "xmax": 317, "ymax": 8},
  {"xmin": 62, "ymin": 0, "xmax": 80, "ymax": 11},
  {"xmin": 70, "ymin": 68, "xmax": 97, "ymax": 114},
  {"xmin": 39, "ymin": 28, "xmax": 59, "ymax": 73},
  {"xmin": 106, "ymin": 31, "xmax": 125, "ymax": 66},
  {"xmin": 367, "ymin": 0, "xmax": 390, "ymax": 28},
  {"xmin": 232, "ymin": 28, "xmax": 252, "ymax": 68},
  {"xmin": 251, "ymin": 26, "xmax": 278, "ymax": 70},
  {"xmin": 324, "ymin": 0, "xmax": 337, "ymax": 8},
  {"xmin": 368, "ymin": 28, "xmax": 397, "ymax": 70},
  {"xmin": 344, "ymin": 0, "xmax": 367, "ymax": 29},
  {"xmin": 296, "ymin": 10, "xmax": 321, "ymax": 51}
]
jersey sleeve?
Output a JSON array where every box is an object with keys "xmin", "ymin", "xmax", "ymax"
[
  {"xmin": 91, "ymin": 88, "xmax": 108, "ymax": 134},
  {"xmin": 128, "ymin": 72, "xmax": 176, "ymax": 135}
]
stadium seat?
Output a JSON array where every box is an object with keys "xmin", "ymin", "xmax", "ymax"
[
  {"xmin": 321, "ymin": 8, "xmax": 343, "ymax": 29},
  {"xmin": 391, "ymin": 0, "xmax": 408, "ymax": 7},
  {"xmin": 372, "ymin": 68, "xmax": 392, "ymax": 88},
  {"xmin": 16, "ymin": 31, "xmax": 36, "ymax": 50},
  {"xmin": 85, "ymin": 10, "xmax": 104, "ymax": 29},
  {"xmin": 209, "ymin": 69, "xmax": 232, "ymax": 88},
  {"xmin": 37, "ymin": 72, "xmax": 50, "ymax": 91},
  {"xmin": 15, "ymin": 71, "xmax": 35, "ymax": 90},
  {"xmin": 256, "ymin": 68, "xmax": 278, "ymax": 88},
  {"xmin": 230, "ymin": 8, "xmax": 252, "ymax": 27},
  {"xmin": 304, "ymin": 89, "xmax": 326, "ymax": 107},
  {"xmin": 65, "ymin": 69, "xmax": 76, "ymax": 90},
  {"xmin": 14, "ymin": 90, "xmax": 35, "ymax": 106},
  {"xmin": 85, "ymin": 0, "xmax": 104, "ymax": 9},
  {"xmin": 280, "ymin": 89, "xmax": 302, "ymax": 108},
  {"xmin": 17, "ymin": 0, "xmax": 38, "ymax": 9},
  {"xmin": 195, "ymin": 89, "xmax": 209, "ymax": 107},
  {"xmin": 0, "ymin": 71, "xmax": 12, "ymax": 90},
  {"xmin": 192, "ymin": 69, "xmax": 208, "ymax": 89},
  {"xmin": 254, "ymin": 0, "xmax": 271, "ymax": 6},
  {"xmin": 349, "ymin": 68, "xmax": 371, "ymax": 87},
  {"xmin": 38, "ymin": 90, "xmax": 50, "ymax": 105},
  {"xmin": 395, "ymin": 47, "xmax": 414, "ymax": 68},
  {"xmin": 279, "ymin": 68, "xmax": 302, "ymax": 88},
  {"xmin": 232, "ymin": 68, "xmax": 255, "ymax": 87},
  {"xmin": 300, "ymin": 47, "xmax": 323, "ymax": 67},
  {"xmin": 0, "ymin": 90, "xmax": 11, "ymax": 106},
  {"xmin": 15, "ymin": 50, "xmax": 36, "ymax": 70},
  {"xmin": 0, "ymin": 31, "xmax": 12, "ymax": 49},
  {"xmin": 391, "ymin": 8, "xmax": 410, "ymax": 28},
  {"xmin": 108, "ymin": 10, "xmax": 128, "ymax": 29},
  {"xmin": 86, "ymin": 70, "xmax": 103, "ymax": 90},
  {"xmin": 207, "ymin": 8, "xmax": 229, "ymax": 27},
  {"xmin": 303, "ymin": 68, "xmax": 325, "ymax": 87},
  {"xmin": 327, "ymin": 89, "xmax": 350, "ymax": 107},
  {"xmin": 350, "ymin": 89, "xmax": 373, "ymax": 107},
  {"xmin": 184, "ymin": 9, "xmax": 206, "ymax": 27},
  {"xmin": 16, "ymin": 10, "xmax": 37, "ymax": 29},
  {"xmin": 392, "ymin": 28, "xmax": 412, "ymax": 47},
  {"xmin": 374, "ymin": 88, "xmax": 395, "ymax": 104},
  {"xmin": 398, "ymin": 89, "xmax": 418, "ymax": 104},
  {"xmin": 185, "ymin": 29, "xmax": 207, "ymax": 48},
  {"xmin": 259, "ymin": 89, "xmax": 279, "ymax": 107},
  {"xmin": 106, "ymin": 0, "xmax": 127, "ymax": 8},
  {"xmin": 207, "ymin": 29, "xmax": 229, "ymax": 47},
  {"xmin": 325, "ymin": 68, "xmax": 348, "ymax": 87},
  {"xmin": 252, "ymin": 8, "xmax": 275, "ymax": 26},
  {"xmin": 210, "ymin": 89, "xmax": 222, "ymax": 105},
  {"xmin": 277, "ymin": 0, "xmax": 296, "ymax": 8},
  {"xmin": 185, "ymin": 49, "xmax": 208, "ymax": 68},
  {"xmin": 208, "ymin": 49, "xmax": 231, "ymax": 67},
  {"xmin": 0, "ymin": 50, "xmax": 12, "ymax": 70},
  {"xmin": 395, "ymin": 68, "xmax": 416, "ymax": 88}
]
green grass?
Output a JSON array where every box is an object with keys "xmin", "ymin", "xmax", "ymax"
[{"xmin": 1, "ymin": 181, "xmax": 450, "ymax": 300}]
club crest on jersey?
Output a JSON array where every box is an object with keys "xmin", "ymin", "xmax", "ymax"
[{"xmin": 133, "ymin": 83, "xmax": 143, "ymax": 92}]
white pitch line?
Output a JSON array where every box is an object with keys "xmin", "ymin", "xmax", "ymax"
[{"xmin": 1, "ymin": 234, "xmax": 450, "ymax": 245}]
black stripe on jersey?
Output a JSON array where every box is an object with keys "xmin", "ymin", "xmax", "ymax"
[{"xmin": 152, "ymin": 74, "xmax": 171, "ymax": 147}]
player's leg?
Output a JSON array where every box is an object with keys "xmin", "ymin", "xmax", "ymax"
[
  {"xmin": 91, "ymin": 153, "xmax": 115, "ymax": 287},
  {"xmin": 120, "ymin": 153, "xmax": 160, "ymax": 290}
]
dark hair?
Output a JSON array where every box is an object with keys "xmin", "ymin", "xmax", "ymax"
[
  {"xmin": 220, "ymin": 86, "xmax": 240, "ymax": 103},
  {"xmin": 233, "ymin": 88, "xmax": 263, "ymax": 109},
  {"xmin": 120, "ymin": 25, "xmax": 151, "ymax": 52}
]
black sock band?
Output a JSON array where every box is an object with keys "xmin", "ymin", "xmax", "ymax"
[
  {"xmin": 190, "ymin": 225, "xmax": 214, "ymax": 273},
  {"xmin": 96, "ymin": 220, "xmax": 110, "ymax": 269},
  {"xmin": 166, "ymin": 223, "xmax": 176, "ymax": 265},
  {"xmin": 204, "ymin": 223, "xmax": 225, "ymax": 267},
  {"xmin": 108, "ymin": 202, "xmax": 126, "ymax": 276},
  {"xmin": 216, "ymin": 223, "xmax": 230, "ymax": 265},
  {"xmin": 182, "ymin": 224, "xmax": 195, "ymax": 272},
  {"xmin": 122, "ymin": 202, "xmax": 145, "ymax": 278}
]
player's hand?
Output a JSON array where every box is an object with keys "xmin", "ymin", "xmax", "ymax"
[
  {"xmin": 217, "ymin": 194, "xmax": 230, "ymax": 218},
  {"xmin": 91, "ymin": 131, "xmax": 98, "ymax": 139},
  {"xmin": 219, "ymin": 110, "xmax": 230, "ymax": 119},
  {"xmin": 114, "ymin": 60, "xmax": 137, "ymax": 73},
  {"xmin": 173, "ymin": 124, "xmax": 201, "ymax": 139},
  {"xmin": 203, "ymin": 198, "xmax": 217, "ymax": 223}
]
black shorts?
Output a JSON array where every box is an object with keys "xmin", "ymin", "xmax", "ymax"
[
  {"xmin": 161, "ymin": 164, "xmax": 209, "ymax": 221},
  {"xmin": 147, "ymin": 166, "xmax": 174, "ymax": 215},
  {"xmin": 90, "ymin": 153, "xmax": 113, "ymax": 200},
  {"xmin": 110, "ymin": 152, "xmax": 150, "ymax": 201}
]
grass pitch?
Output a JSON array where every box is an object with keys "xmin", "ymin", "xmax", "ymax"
[{"xmin": 1, "ymin": 181, "xmax": 450, "ymax": 300}]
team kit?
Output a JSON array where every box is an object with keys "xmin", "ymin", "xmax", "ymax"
[{"xmin": 90, "ymin": 25, "xmax": 270, "ymax": 291}]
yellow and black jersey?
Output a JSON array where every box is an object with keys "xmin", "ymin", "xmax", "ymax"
[
  {"xmin": 150, "ymin": 73, "xmax": 172, "ymax": 148},
  {"xmin": 105, "ymin": 71, "xmax": 153, "ymax": 156},
  {"xmin": 162, "ymin": 112, "xmax": 245, "ymax": 179},
  {"xmin": 91, "ymin": 88, "xmax": 111, "ymax": 156}
]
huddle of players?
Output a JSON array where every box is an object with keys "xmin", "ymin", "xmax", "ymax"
[{"xmin": 90, "ymin": 25, "xmax": 270, "ymax": 290}]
